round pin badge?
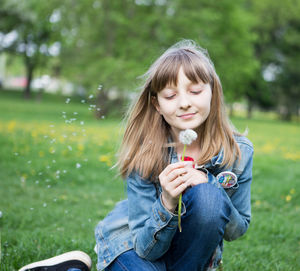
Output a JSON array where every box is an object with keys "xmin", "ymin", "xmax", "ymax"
[{"xmin": 216, "ymin": 171, "xmax": 237, "ymax": 188}]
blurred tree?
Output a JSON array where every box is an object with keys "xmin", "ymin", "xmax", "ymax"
[
  {"xmin": 0, "ymin": 0, "xmax": 61, "ymax": 99},
  {"xmin": 250, "ymin": 0, "xmax": 300, "ymax": 120},
  {"xmin": 57, "ymin": 0, "xmax": 257, "ymax": 117}
]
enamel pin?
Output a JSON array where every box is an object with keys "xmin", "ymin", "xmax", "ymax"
[{"xmin": 216, "ymin": 171, "xmax": 237, "ymax": 188}]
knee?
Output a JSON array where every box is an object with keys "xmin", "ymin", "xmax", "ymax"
[{"xmin": 183, "ymin": 183, "xmax": 230, "ymax": 227}]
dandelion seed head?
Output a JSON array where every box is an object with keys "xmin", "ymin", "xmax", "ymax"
[
  {"xmin": 98, "ymin": 85, "xmax": 102, "ymax": 90},
  {"xmin": 14, "ymin": 152, "xmax": 19, "ymax": 156},
  {"xmin": 52, "ymin": 160, "xmax": 56, "ymax": 163},
  {"xmin": 101, "ymin": 116, "xmax": 105, "ymax": 119},
  {"xmin": 43, "ymin": 203, "xmax": 47, "ymax": 207},
  {"xmin": 0, "ymin": 211, "xmax": 2, "ymax": 218},
  {"xmin": 179, "ymin": 129, "xmax": 198, "ymax": 145},
  {"xmin": 97, "ymin": 108, "xmax": 101, "ymax": 111},
  {"xmin": 89, "ymin": 94, "xmax": 94, "ymax": 99},
  {"xmin": 81, "ymin": 99, "xmax": 86, "ymax": 103},
  {"xmin": 35, "ymin": 180, "xmax": 39, "ymax": 184},
  {"xmin": 47, "ymin": 185, "xmax": 51, "ymax": 188},
  {"xmin": 73, "ymin": 112, "xmax": 78, "ymax": 115},
  {"xmin": 30, "ymin": 208, "xmax": 34, "ymax": 211},
  {"xmin": 65, "ymin": 98, "xmax": 71, "ymax": 104},
  {"xmin": 27, "ymin": 160, "xmax": 32, "ymax": 164},
  {"xmin": 68, "ymin": 146, "xmax": 73, "ymax": 151},
  {"xmin": 76, "ymin": 163, "xmax": 81, "ymax": 168},
  {"xmin": 80, "ymin": 121, "xmax": 84, "ymax": 125}
]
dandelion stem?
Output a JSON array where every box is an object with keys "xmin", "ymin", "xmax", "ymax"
[{"xmin": 178, "ymin": 144, "xmax": 186, "ymax": 232}]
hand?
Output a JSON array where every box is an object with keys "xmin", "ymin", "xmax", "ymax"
[
  {"xmin": 179, "ymin": 167, "xmax": 208, "ymax": 187},
  {"xmin": 158, "ymin": 161, "xmax": 193, "ymax": 212}
]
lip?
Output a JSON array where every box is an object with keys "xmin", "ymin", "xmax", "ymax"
[{"xmin": 178, "ymin": 113, "xmax": 196, "ymax": 119}]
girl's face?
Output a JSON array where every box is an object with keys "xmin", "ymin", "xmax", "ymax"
[{"xmin": 155, "ymin": 67, "xmax": 212, "ymax": 139}]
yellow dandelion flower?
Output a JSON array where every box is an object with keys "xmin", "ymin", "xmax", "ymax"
[
  {"xmin": 283, "ymin": 152, "xmax": 300, "ymax": 161},
  {"xmin": 255, "ymin": 200, "xmax": 261, "ymax": 206},
  {"xmin": 59, "ymin": 136, "xmax": 66, "ymax": 143},
  {"xmin": 99, "ymin": 155, "xmax": 112, "ymax": 166},
  {"xmin": 261, "ymin": 143, "xmax": 275, "ymax": 154},
  {"xmin": 77, "ymin": 143, "xmax": 84, "ymax": 151},
  {"xmin": 7, "ymin": 120, "xmax": 16, "ymax": 132},
  {"xmin": 31, "ymin": 130, "xmax": 38, "ymax": 138},
  {"xmin": 290, "ymin": 188, "xmax": 295, "ymax": 195},
  {"xmin": 39, "ymin": 151, "xmax": 45, "ymax": 157},
  {"xmin": 286, "ymin": 195, "xmax": 292, "ymax": 202}
]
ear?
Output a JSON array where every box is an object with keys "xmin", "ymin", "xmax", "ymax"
[{"xmin": 151, "ymin": 96, "xmax": 161, "ymax": 114}]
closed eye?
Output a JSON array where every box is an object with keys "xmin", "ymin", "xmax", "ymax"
[
  {"xmin": 191, "ymin": 90, "xmax": 202, "ymax": 95},
  {"xmin": 165, "ymin": 94, "xmax": 176, "ymax": 100}
]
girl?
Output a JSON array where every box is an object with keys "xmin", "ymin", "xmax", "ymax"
[
  {"xmin": 19, "ymin": 39, "xmax": 253, "ymax": 271},
  {"xmin": 94, "ymin": 39, "xmax": 253, "ymax": 271}
]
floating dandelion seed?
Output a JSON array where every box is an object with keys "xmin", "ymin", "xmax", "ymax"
[
  {"xmin": 80, "ymin": 121, "xmax": 84, "ymax": 125},
  {"xmin": 89, "ymin": 94, "xmax": 94, "ymax": 99},
  {"xmin": 76, "ymin": 163, "xmax": 81, "ymax": 168},
  {"xmin": 43, "ymin": 203, "xmax": 47, "ymax": 207},
  {"xmin": 65, "ymin": 98, "xmax": 71, "ymax": 104}
]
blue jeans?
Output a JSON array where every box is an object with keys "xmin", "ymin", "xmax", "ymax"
[{"xmin": 106, "ymin": 183, "xmax": 231, "ymax": 271}]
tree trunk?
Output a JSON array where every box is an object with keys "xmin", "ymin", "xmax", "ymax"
[
  {"xmin": 247, "ymin": 100, "xmax": 253, "ymax": 119},
  {"xmin": 24, "ymin": 58, "xmax": 34, "ymax": 100}
]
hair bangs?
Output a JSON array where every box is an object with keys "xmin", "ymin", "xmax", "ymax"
[
  {"xmin": 181, "ymin": 50, "xmax": 212, "ymax": 85},
  {"xmin": 150, "ymin": 54, "xmax": 182, "ymax": 94},
  {"xmin": 150, "ymin": 49, "xmax": 212, "ymax": 94}
]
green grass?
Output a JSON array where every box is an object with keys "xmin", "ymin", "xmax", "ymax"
[{"xmin": 0, "ymin": 91, "xmax": 300, "ymax": 270}]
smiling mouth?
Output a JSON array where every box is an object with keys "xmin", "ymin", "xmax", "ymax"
[{"xmin": 178, "ymin": 113, "xmax": 196, "ymax": 119}]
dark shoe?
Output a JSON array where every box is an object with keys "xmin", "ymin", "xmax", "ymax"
[{"xmin": 19, "ymin": 251, "xmax": 92, "ymax": 271}]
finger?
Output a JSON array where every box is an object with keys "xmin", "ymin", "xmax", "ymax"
[
  {"xmin": 162, "ymin": 161, "xmax": 192, "ymax": 177},
  {"xmin": 166, "ymin": 167, "xmax": 188, "ymax": 182}
]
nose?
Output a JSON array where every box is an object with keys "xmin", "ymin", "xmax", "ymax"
[{"xmin": 178, "ymin": 92, "xmax": 191, "ymax": 109}]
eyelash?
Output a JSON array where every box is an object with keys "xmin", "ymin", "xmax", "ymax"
[{"xmin": 164, "ymin": 90, "xmax": 202, "ymax": 99}]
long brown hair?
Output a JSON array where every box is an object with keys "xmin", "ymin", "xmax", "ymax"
[{"xmin": 118, "ymin": 40, "xmax": 241, "ymax": 181}]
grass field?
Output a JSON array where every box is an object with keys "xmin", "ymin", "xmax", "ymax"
[{"xmin": 0, "ymin": 91, "xmax": 299, "ymax": 270}]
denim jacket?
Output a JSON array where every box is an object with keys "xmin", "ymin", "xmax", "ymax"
[{"xmin": 95, "ymin": 135, "xmax": 253, "ymax": 270}]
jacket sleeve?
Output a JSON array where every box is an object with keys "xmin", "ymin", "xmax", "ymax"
[
  {"xmin": 126, "ymin": 173, "xmax": 186, "ymax": 261},
  {"xmin": 222, "ymin": 142, "xmax": 254, "ymax": 241}
]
